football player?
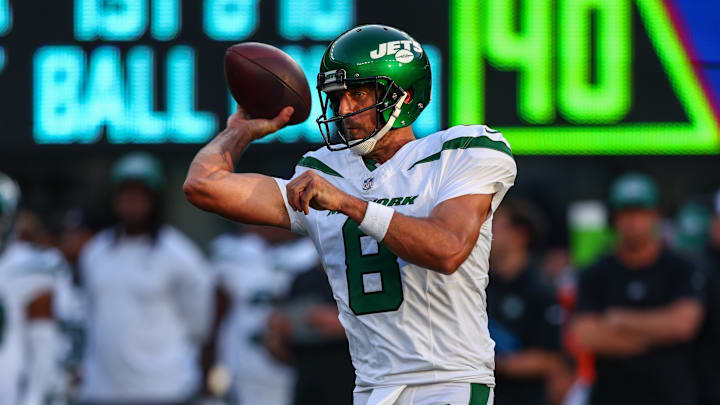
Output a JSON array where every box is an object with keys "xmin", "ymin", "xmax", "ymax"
[
  {"xmin": 79, "ymin": 152, "xmax": 214, "ymax": 405},
  {"xmin": 210, "ymin": 226, "xmax": 318, "ymax": 405},
  {"xmin": 0, "ymin": 173, "xmax": 63, "ymax": 405},
  {"xmin": 185, "ymin": 25, "xmax": 516, "ymax": 405}
]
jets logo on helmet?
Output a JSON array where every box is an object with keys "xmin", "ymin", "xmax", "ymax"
[
  {"xmin": 316, "ymin": 24, "xmax": 432, "ymax": 155},
  {"xmin": 394, "ymin": 50, "xmax": 414, "ymax": 63},
  {"xmin": 369, "ymin": 40, "xmax": 423, "ymax": 60}
]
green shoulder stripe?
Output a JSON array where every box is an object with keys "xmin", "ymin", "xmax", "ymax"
[
  {"xmin": 408, "ymin": 136, "xmax": 513, "ymax": 170},
  {"xmin": 297, "ymin": 156, "xmax": 343, "ymax": 178}
]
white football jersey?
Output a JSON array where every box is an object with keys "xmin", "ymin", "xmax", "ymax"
[
  {"xmin": 275, "ymin": 125, "xmax": 516, "ymax": 390},
  {"xmin": 211, "ymin": 234, "xmax": 318, "ymax": 405},
  {"xmin": 78, "ymin": 226, "xmax": 214, "ymax": 402},
  {"xmin": 0, "ymin": 241, "xmax": 63, "ymax": 405}
]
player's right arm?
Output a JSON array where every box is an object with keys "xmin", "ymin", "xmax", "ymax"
[{"xmin": 183, "ymin": 106, "xmax": 295, "ymax": 228}]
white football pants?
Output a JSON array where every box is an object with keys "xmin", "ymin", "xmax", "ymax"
[{"xmin": 353, "ymin": 383, "xmax": 494, "ymax": 405}]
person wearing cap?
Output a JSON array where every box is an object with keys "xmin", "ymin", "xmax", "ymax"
[
  {"xmin": 78, "ymin": 152, "xmax": 214, "ymax": 405},
  {"xmin": 570, "ymin": 173, "xmax": 705, "ymax": 405}
]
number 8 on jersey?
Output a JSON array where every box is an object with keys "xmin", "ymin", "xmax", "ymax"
[{"xmin": 343, "ymin": 219, "xmax": 403, "ymax": 315}]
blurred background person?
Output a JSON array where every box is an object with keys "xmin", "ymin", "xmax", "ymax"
[
  {"xmin": 571, "ymin": 173, "xmax": 705, "ymax": 405},
  {"xmin": 487, "ymin": 199, "xmax": 571, "ymax": 405},
  {"xmin": 266, "ymin": 263, "xmax": 356, "ymax": 405},
  {"xmin": 691, "ymin": 191, "xmax": 720, "ymax": 405},
  {"xmin": 672, "ymin": 203, "xmax": 711, "ymax": 256},
  {"xmin": 208, "ymin": 225, "xmax": 318, "ymax": 405},
  {"xmin": 0, "ymin": 172, "xmax": 65, "ymax": 405},
  {"xmin": 78, "ymin": 152, "xmax": 214, "ymax": 405},
  {"xmin": 53, "ymin": 208, "xmax": 102, "ymax": 403}
]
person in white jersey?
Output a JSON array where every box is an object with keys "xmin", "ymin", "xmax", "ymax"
[
  {"xmin": 184, "ymin": 25, "xmax": 516, "ymax": 405},
  {"xmin": 0, "ymin": 172, "xmax": 63, "ymax": 405},
  {"xmin": 79, "ymin": 152, "xmax": 214, "ymax": 405},
  {"xmin": 210, "ymin": 226, "xmax": 318, "ymax": 405}
]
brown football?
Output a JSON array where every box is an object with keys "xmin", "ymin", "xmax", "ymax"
[{"xmin": 225, "ymin": 42, "xmax": 312, "ymax": 125}]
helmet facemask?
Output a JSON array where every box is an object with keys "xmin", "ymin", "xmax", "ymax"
[{"xmin": 316, "ymin": 69, "xmax": 407, "ymax": 155}]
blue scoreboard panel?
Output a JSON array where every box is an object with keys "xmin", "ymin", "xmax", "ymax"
[{"xmin": 1, "ymin": 0, "xmax": 444, "ymax": 149}]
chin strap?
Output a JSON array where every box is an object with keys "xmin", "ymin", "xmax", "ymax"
[{"xmin": 350, "ymin": 91, "xmax": 408, "ymax": 156}]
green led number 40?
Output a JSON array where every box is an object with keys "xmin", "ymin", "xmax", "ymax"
[{"xmin": 450, "ymin": 0, "xmax": 720, "ymax": 154}]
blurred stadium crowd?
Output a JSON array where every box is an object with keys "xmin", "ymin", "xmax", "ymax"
[{"xmin": 1, "ymin": 151, "xmax": 719, "ymax": 405}]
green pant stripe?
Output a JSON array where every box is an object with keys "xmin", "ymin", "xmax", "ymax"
[{"xmin": 469, "ymin": 384, "xmax": 490, "ymax": 405}]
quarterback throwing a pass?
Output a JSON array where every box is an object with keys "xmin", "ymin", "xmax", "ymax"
[{"xmin": 185, "ymin": 25, "xmax": 516, "ymax": 405}]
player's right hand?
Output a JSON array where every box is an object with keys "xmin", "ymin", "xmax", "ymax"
[{"xmin": 226, "ymin": 105, "xmax": 295, "ymax": 141}]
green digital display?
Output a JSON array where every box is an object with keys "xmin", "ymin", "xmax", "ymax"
[{"xmin": 450, "ymin": 0, "xmax": 720, "ymax": 154}]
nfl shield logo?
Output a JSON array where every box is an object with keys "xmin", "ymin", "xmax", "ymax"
[{"xmin": 362, "ymin": 177, "xmax": 374, "ymax": 191}]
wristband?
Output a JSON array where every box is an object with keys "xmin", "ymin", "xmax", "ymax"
[{"xmin": 358, "ymin": 202, "xmax": 394, "ymax": 241}]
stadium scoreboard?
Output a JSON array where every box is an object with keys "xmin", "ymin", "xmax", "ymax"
[{"xmin": 1, "ymin": 0, "xmax": 717, "ymax": 154}]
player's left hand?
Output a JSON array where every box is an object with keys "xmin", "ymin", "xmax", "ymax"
[{"xmin": 286, "ymin": 170, "xmax": 349, "ymax": 214}]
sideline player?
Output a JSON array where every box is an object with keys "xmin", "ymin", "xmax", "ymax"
[
  {"xmin": 79, "ymin": 153, "xmax": 214, "ymax": 405},
  {"xmin": 0, "ymin": 173, "xmax": 63, "ymax": 405},
  {"xmin": 185, "ymin": 25, "xmax": 516, "ymax": 404},
  {"xmin": 210, "ymin": 226, "xmax": 318, "ymax": 405}
]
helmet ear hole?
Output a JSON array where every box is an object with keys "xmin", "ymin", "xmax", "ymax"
[{"xmin": 404, "ymin": 88, "xmax": 414, "ymax": 104}]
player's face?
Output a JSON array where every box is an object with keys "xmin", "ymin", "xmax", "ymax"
[
  {"xmin": 114, "ymin": 182, "xmax": 154, "ymax": 227},
  {"xmin": 332, "ymin": 84, "xmax": 378, "ymax": 140},
  {"xmin": 614, "ymin": 208, "xmax": 659, "ymax": 248}
]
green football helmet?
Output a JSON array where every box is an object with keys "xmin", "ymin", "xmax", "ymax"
[
  {"xmin": 0, "ymin": 172, "xmax": 20, "ymax": 253},
  {"xmin": 111, "ymin": 152, "xmax": 164, "ymax": 191},
  {"xmin": 316, "ymin": 24, "xmax": 431, "ymax": 155}
]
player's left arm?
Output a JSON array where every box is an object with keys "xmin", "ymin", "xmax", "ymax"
[
  {"xmin": 286, "ymin": 170, "xmax": 493, "ymax": 274},
  {"xmin": 368, "ymin": 193, "xmax": 492, "ymax": 274}
]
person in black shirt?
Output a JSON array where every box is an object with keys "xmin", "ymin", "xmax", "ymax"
[
  {"xmin": 694, "ymin": 191, "xmax": 720, "ymax": 405},
  {"xmin": 571, "ymin": 173, "xmax": 705, "ymax": 405},
  {"xmin": 487, "ymin": 200, "xmax": 569, "ymax": 405}
]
